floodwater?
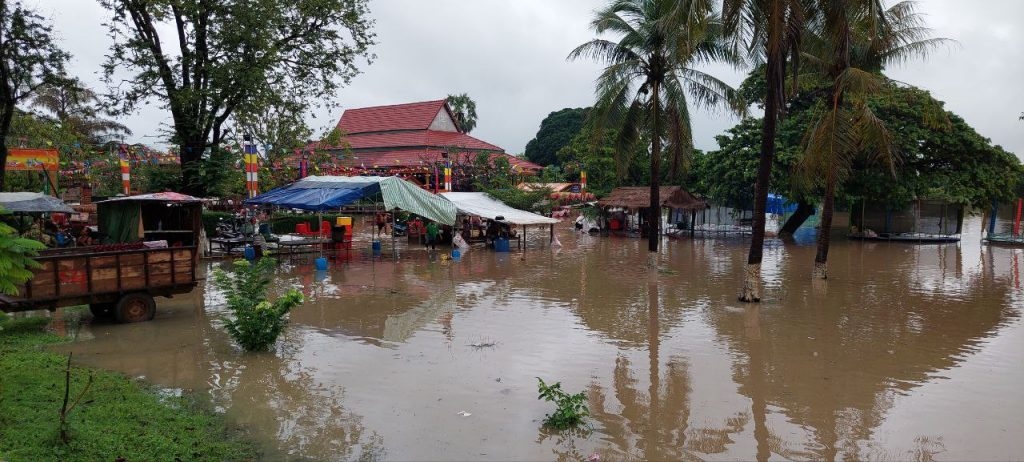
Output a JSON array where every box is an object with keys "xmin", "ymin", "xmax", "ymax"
[{"xmin": 57, "ymin": 217, "xmax": 1023, "ymax": 461}]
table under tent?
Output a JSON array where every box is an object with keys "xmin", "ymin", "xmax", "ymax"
[
  {"xmin": 596, "ymin": 186, "xmax": 706, "ymax": 237},
  {"xmin": 439, "ymin": 192, "xmax": 559, "ymax": 250},
  {"xmin": 848, "ymin": 199, "xmax": 963, "ymax": 243},
  {"xmin": 245, "ymin": 176, "xmax": 457, "ymax": 259},
  {"xmin": 983, "ymin": 199, "xmax": 1024, "ymax": 245}
]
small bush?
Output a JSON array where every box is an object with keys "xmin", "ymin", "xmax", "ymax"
[
  {"xmin": 213, "ymin": 258, "xmax": 303, "ymax": 351},
  {"xmin": 537, "ymin": 377, "xmax": 589, "ymax": 429}
]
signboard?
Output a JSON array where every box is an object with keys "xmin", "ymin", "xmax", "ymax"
[{"xmin": 6, "ymin": 148, "xmax": 59, "ymax": 171}]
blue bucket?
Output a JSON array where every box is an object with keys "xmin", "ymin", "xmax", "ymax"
[
  {"xmin": 243, "ymin": 245, "xmax": 256, "ymax": 261},
  {"xmin": 371, "ymin": 240, "xmax": 382, "ymax": 256},
  {"xmin": 315, "ymin": 257, "xmax": 329, "ymax": 271},
  {"xmin": 451, "ymin": 248, "xmax": 461, "ymax": 260},
  {"xmin": 494, "ymin": 238, "xmax": 510, "ymax": 252}
]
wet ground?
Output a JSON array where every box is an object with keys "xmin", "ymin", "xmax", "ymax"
[{"xmin": 56, "ymin": 217, "xmax": 1023, "ymax": 461}]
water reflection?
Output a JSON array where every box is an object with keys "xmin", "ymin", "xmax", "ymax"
[{"xmin": 55, "ymin": 219, "xmax": 1023, "ymax": 461}]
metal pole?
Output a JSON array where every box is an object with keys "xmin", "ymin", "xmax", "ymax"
[{"xmin": 392, "ymin": 208, "xmax": 398, "ymax": 262}]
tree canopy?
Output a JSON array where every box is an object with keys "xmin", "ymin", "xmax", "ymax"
[
  {"xmin": 694, "ymin": 82, "xmax": 1022, "ymax": 211},
  {"xmin": 0, "ymin": 0, "xmax": 69, "ymax": 190},
  {"xmin": 99, "ymin": 0, "xmax": 375, "ymax": 196},
  {"xmin": 446, "ymin": 93, "xmax": 478, "ymax": 133},
  {"xmin": 524, "ymin": 107, "xmax": 589, "ymax": 167}
]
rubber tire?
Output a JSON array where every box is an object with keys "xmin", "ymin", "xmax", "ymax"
[
  {"xmin": 89, "ymin": 303, "xmax": 115, "ymax": 319},
  {"xmin": 114, "ymin": 293, "xmax": 156, "ymax": 323}
]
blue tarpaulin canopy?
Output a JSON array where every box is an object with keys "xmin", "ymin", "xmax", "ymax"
[
  {"xmin": 767, "ymin": 193, "xmax": 797, "ymax": 215},
  {"xmin": 245, "ymin": 176, "xmax": 457, "ymax": 225}
]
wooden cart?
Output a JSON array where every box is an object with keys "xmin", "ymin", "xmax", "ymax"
[{"xmin": 0, "ymin": 245, "xmax": 198, "ymax": 323}]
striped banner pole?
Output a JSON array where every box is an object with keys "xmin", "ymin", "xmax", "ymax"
[
  {"xmin": 119, "ymin": 144, "xmax": 130, "ymax": 195},
  {"xmin": 580, "ymin": 170, "xmax": 587, "ymax": 191},
  {"xmin": 444, "ymin": 167, "xmax": 452, "ymax": 192},
  {"xmin": 244, "ymin": 137, "xmax": 258, "ymax": 198}
]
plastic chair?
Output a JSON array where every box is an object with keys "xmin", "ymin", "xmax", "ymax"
[{"xmin": 295, "ymin": 222, "xmax": 310, "ymax": 235}]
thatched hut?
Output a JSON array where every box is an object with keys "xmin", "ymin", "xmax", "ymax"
[{"xmin": 597, "ymin": 186, "xmax": 706, "ymax": 235}]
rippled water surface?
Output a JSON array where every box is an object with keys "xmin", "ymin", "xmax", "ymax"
[{"xmin": 59, "ymin": 218, "xmax": 1024, "ymax": 461}]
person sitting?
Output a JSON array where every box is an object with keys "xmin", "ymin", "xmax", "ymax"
[{"xmin": 76, "ymin": 227, "xmax": 95, "ymax": 247}]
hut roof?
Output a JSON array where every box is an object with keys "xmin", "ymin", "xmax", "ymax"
[{"xmin": 597, "ymin": 186, "xmax": 706, "ymax": 210}]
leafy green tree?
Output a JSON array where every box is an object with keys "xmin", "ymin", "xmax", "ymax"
[
  {"xmin": 99, "ymin": 0, "xmax": 375, "ymax": 196},
  {"xmin": 558, "ymin": 123, "xmax": 651, "ymax": 197},
  {"xmin": 0, "ymin": 208, "xmax": 44, "ymax": 295},
  {"xmin": 570, "ymin": 0, "xmax": 741, "ymax": 256},
  {"xmin": 723, "ymin": 0, "xmax": 809, "ymax": 302},
  {"xmin": 29, "ymin": 78, "xmax": 130, "ymax": 142},
  {"xmin": 446, "ymin": 93, "xmax": 478, "ymax": 133},
  {"xmin": 213, "ymin": 258, "xmax": 304, "ymax": 352},
  {"xmin": 798, "ymin": 0, "xmax": 946, "ymax": 279},
  {"xmin": 0, "ymin": 0, "xmax": 70, "ymax": 190},
  {"xmin": 524, "ymin": 107, "xmax": 589, "ymax": 167}
]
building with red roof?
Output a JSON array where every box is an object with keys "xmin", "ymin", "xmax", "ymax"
[{"xmin": 310, "ymin": 99, "xmax": 540, "ymax": 190}]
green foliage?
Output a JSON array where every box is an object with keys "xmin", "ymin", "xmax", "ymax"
[
  {"xmin": 99, "ymin": 0, "xmax": 375, "ymax": 196},
  {"xmin": 558, "ymin": 124, "xmax": 651, "ymax": 198},
  {"xmin": 29, "ymin": 78, "xmax": 130, "ymax": 142},
  {"xmin": 0, "ymin": 315, "xmax": 255, "ymax": 461},
  {"xmin": 536, "ymin": 377, "xmax": 589, "ymax": 430},
  {"xmin": 213, "ymin": 258, "xmax": 304, "ymax": 352},
  {"xmin": 0, "ymin": 0, "xmax": 71, "ymax": 190},
  {"xmin": 697, "ymin": 82, "xmax": 1021, "ymax": 211},
  {"xmin": 524, "ymin": 107, "xmax": 589, "ymax": 167},
  {"xmin": 0, "ymin": 209, "xmax": 45, "ymax": 296},
  {"xmin": 446, "ymin": 93, "xmax": 478, "ymax": 133}
]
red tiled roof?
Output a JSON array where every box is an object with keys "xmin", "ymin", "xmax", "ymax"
[
  {"xmin": 333, "ymin": 149, "xmax": 542, "ymax": 171},
  {"xmin": 342, "ymin": 130, "xmax": 503, "ymax": 151},
  {"xmin": 337, "ymin": 100, "xmax": 449, "ymax": 134}
]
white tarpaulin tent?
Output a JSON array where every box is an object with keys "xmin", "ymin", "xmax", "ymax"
[{"xmin": 440, "ymin": 192, "xmax": 559, "ymax": 225}]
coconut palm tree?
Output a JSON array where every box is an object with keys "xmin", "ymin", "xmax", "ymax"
[
  {"xmin": 722, "ymin": 0, "xmax": 812, "ymax": 302},
  {"xmin": 570, "ymin": 0, "xmax": 743, "ymax": 259},
  {"xmin": 798, "ymin": 0, "xmax": 947, "ymax": 279}
]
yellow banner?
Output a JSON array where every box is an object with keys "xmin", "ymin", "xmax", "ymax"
[{"xmin": 7, "ymin": 148, "xmax": 59, "ymax": 171}]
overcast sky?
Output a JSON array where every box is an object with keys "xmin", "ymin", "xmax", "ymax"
[{"xmin": 45, "ymin": 0, "xmax": 1023, "ymax": 159}]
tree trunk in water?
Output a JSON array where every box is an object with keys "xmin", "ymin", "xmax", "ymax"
[
  {"xmin": 741, "ymin": 14, "xmax": 786, "ymax": 302},
  {"xmin": 779, "ymin": 201, "xmax": 815, "ymax": 237},
  {"xmin": 648, "ymin": 80, "xmax": 661, "ymax": 256},
  {"xmin": 813, "ymin": 174, "xmax": 836, "ymax": 279}
]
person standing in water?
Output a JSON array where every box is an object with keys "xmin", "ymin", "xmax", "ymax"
[{"xmin": 425, "ymin": 220, "xmax": 439, "ymax": 250}]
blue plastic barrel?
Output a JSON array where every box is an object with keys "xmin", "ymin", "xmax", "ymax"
[
  {"xmin": 315, "ymin": 257, "xmax": 328, "ymax": 270},
  {"xmin": 371, "ymin": 240, "xmax": 382, "ymax": 256},
  {"xmin": 243, "ymin": 245, "xmax": 256, "ymax": 260},
  {"xmin": 494, "ymin": 237, "xmax": 510, "ymax": 252},
  {"xmin": 451, "ymin": 249, "xmax": 461, "ymax": 260}
]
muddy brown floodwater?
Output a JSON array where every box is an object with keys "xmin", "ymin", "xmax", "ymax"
[{"xmin": 57, "ymin": 217, "xmax": 1023, "ymax": 461}]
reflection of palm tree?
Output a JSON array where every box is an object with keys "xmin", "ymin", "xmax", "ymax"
[
  {"xmin": 583, "ymin": 281, "xmax": 750, "ymax": 460},
  {"xmin": 713, "ymin": 242, "xmax": 1017, "ymax": 459}
]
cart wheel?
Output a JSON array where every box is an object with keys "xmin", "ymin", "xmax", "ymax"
[
  {"xmin": 115, "ymin": 293, "xmax": 156, "ymax": 323},
  {"xmin": 89, "ymin": 303, "xmax": 115, "ymax": 319}
]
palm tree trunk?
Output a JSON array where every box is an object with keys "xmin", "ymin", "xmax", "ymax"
[
  {"xmin": 813, "ymin": 173, "xmax": 836, "ymax": 279},
  {"xmin": 741, "ymin": 5, "xmax": 786, "ymax": 303},
  {"xmin": 648, "ymin": 80, "xmax": 661, "ymax": 257}
]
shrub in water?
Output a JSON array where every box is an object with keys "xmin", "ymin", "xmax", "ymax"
[
  {"xmin": 213, "ymin": 258, "xmax": 303, "ymax": 351},
  {"xmin": 537, "ymin": 377, "xmax": 589, "ymax": 429}
]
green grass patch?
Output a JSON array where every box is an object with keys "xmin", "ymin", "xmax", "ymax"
[{"xmin": 0, "ymin": 315, "xmax": 256, "ymax": 461}]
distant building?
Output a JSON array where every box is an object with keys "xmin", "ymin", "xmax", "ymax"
[{"xmin": 301, "ymin": 99, "xmax": 541, "ymax": 190}]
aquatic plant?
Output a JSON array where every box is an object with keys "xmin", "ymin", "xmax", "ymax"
[
  {"xmin": 213, "ymin": 258, "xmax": 303, "ymax": 352},
  {"xmin": 536, "ymin": 377, "xmax": 589, "ymax": 429}
]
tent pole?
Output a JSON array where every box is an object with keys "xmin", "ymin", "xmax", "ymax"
[
  {"xmin": 549, "ymin": 224, "xmax": 553, "ymax": 244},
  {"xmin": 392, "ymin": 208, "xmax": 398, "ymax": 262}
]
